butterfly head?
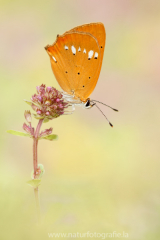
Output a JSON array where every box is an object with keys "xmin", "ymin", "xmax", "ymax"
[{"xmin": 83, "ymin": 98, "xmax": 95, "ymax": 109}]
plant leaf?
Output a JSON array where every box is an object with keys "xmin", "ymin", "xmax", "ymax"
[
  {"xmin": 24, "ymin": 100, "xmax": 40, "ymax": 109},
  {"xmin": 27, "ymin": 179, "xmax": 41, "ymax": 188},
  {"xmin": 7, "ymin": 130, "xmax": 31, "ymax": 138},
  {"xmin": 37, "ymin": 164, "xmax": 45, "ymax": 178},
  {"xmin": 32, "ymin": 114, "xmax": 45, "ymax": 120},
  {"xmin": 30, "ymin": 164, "xmax": 45, "ymax": 179},
  {"xmin": 40, "ymin": 134, "xmax": 58, "ymax": 141},
  {"xmin": 24, "ymin": 99, "xmax": 33, "ymax": 106},
  {"xmin": 43, "ymin": 118, "xmax": 49, "ymax": 123}
]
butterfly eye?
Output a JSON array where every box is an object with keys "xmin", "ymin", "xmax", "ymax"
[
  {"xmin": 71, "ymin": 46, "xmax": 76, "ymax": 55},
  {"xmin": 84, "ymin": 99, "xmax": 91, "ymax": 108},
  {"xmin": 64, "ymin": 45, "xmax": 68, "ymax": 50},
  {"xmin": 88, "ymin": 50, "xmax": 94, "ymax": 60},
  {"xmin": 94, "ymin": 52, "xmax": 98, "ymax": 59}
]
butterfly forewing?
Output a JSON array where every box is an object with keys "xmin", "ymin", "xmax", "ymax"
[
  {"xmin": 68, "ymin": 23, "xmax": 106, "ymax": 98},
  {"xmin": 66, "ymin": 22, "xmax": 105, "ymax": 66},
  {"xmin": 46, "ymin": 32, "xmax": 101, "ymax": 101},
  {"xmin": 45, "ymin": 22, "xmax": 105, "ymax": 101}
]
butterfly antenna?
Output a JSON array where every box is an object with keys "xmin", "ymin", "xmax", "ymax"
[
  {"xmin": 92, "ymin": 100, "xmax": 118, "ymax": 112},
  {"xmin": 95, "ymin": 104, "xmax": 113, "ymax": 127}
]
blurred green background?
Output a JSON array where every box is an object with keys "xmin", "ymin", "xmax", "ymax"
[{"xmin": 1, "ymin": 0, "xmax": 160, "ymax": 239}]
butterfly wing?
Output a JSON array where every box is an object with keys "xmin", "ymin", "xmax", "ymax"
[
  {"xmin": 66, "ymin": 22, "xmax": 105, "ymax": 63},
  {"xmin": 45, "ymin": 23, "xmax": 105, "ymax": 101}
]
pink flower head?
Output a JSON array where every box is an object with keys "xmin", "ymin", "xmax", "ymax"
[{"xmin": 30, "ymin": 84, "xmax": 69, "ymax": 120}]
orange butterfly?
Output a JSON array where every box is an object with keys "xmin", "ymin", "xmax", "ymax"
[{"xmin": 45, "ymin": 22, "xmax": 118, "ymax": 127}]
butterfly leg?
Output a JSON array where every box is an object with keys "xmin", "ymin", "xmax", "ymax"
[{"xmin": 72, "ymin": 104, "xmax": 75, "ymax": 111}]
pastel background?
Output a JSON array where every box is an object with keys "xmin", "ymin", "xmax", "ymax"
[{"xmin": 1, "ymin": 0, "xmax": 160, "ymax": 239}]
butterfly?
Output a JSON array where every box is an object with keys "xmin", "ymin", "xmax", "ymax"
[{"xmin": 45, "ymin": 22, "xmax": 118, "ymax": 127}]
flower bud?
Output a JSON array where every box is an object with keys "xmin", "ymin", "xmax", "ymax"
[
  {"xmin": 23, "ymin": 123, "xmax": 31, "ymax": 134},
  {"xmin": 58, "ymin": 104, "xmax": 63, "ymax": 108},
  {"xmin": 24, "ymin": 110, "xmax": 32, "ymax": 123},
  {"xmin": 37, "ymin": 110, "xmax": 42, "ymax": 115},
  {"xmin": 56, "ymin": 98, "xmax": 60, "ymax": 102},
  {"xmin": 46, "ymin": 86, "xmax": 52, "ymax": 92},
  {"xmin": 37, "ymin": 96, "xmax": 42, "ymax": 103},
  {"xmin": 39, "ymin": 127, "xmax": 53, "ymax": 137},
  {"xmin": 45, "ymin": 111, "xmax": 50, "ymax": 116}
]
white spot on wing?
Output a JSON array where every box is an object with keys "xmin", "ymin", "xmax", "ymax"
[
  {"xmin": 52, "ymin": 56, "xmax": 57, "ymax": 62},
  {"xmin": 71, "ymin": 46, "xmax": 76, "ymax": 55},
  {"xmin": 64, "ymin": 45, "xmax": 68, "ymax": 50},
  {"xmin": 83, "ymin": 49, "xmax": 86, "ymax": 54},
  {"xmin": 88, "ymin": 50, "xmax": 94, "ymax": 59},
  {"xmin": 78, "ymin": 47, "xmax": 81, "ymax": 52},
  {"xmin": 94, "ymin": 52, "xmax": 98, "ymax": 59}
]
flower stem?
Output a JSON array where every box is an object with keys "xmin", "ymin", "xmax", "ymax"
[
  {"xmin": 33, "ymin": 139, "xmax": 38, "ymax": 179},
  {"xmin": 34, "ymin": 187, "xmax": 41, "ymax": 225},
  {"xmin": 33, "ymin": 119, "xmax": 43, "ymax": 178},
  {"xmin": 33, "ymin": 118, "xmax": 43, "ymax": 225}
]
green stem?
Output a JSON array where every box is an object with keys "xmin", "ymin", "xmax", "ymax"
[{"xmin": 34, "ymin": 187, "xmax": 41, "ymax": 225}]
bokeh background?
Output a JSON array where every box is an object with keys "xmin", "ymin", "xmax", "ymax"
[{"xmin": 1, "ymin": 0, "xmax": 160, "ymax": 239}]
